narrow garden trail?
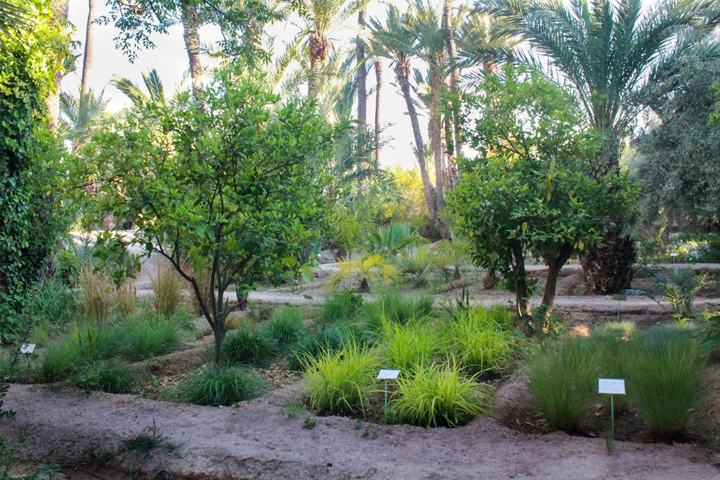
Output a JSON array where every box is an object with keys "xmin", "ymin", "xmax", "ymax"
[{"xmin": 2, "ymin": 384, "xmax": 717, "ymax": 479}]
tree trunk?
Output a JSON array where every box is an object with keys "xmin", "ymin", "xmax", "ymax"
[
  {"xmin": 581, "ymin": 227, "xmax": 636, "ymax": 294},
  {"xmin": 308, "ymin": 35, "xmax": 328, "ymax": 98},
  {"xmin": 512, "ymin": 243, "xmax": 532, "ymax": 332},
  {"xmin": 356, "ymin": 10, "xmax": 367, "ymax": 127},
  {"xmin": 429, "ymin": 63, "xmax": 444, "ymax": 214},
  {"xmin": 80, "ymin": 0, "xmax": 96, "ymax": 98},
  {"xmin": 442, "ymin": 0, "xmax": 461, "ymax": 159},
  {"xmin": 394, "ymin": 60, "xmax": 436, "ymax": 221},
  {"xmin": 181, "ymin": 1, "xmax": 203, "ymax": 101},
  {"xmin": 213, "ymin": 324, "xmax": 226, "ymax": 369},
  {"xmin": 48, "ymin": 0, "xmax": 69, "ymax": 133},
  {"xmin": 373, "ymin": 58, "xmax": 382, "ymax": 163},
  {"xmin": 539, "ymin": 245, "xmax": 574, "ymax": 330}
]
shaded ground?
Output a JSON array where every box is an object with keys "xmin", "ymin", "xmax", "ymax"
[{"xmin": 2, "ymin": 384, "xmax": 718, "ymax": 480}]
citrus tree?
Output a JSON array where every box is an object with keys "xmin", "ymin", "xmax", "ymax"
[{"xmin": 86, "ymin": 67, "xmax": 336, "ymax": 367}]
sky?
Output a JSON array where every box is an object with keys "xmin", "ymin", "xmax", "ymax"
[{"xmin": 61, "ymin": 0, "xmax": 472, "ymax": 170}]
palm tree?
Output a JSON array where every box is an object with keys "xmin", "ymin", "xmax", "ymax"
[
  {"xmin": 111, "ymin": 69, "xmax": 167, "ymax": 107},
  {"xmin": 356, "ymin": 9, "xmax": 368, "ymax": 126},
  {"xmin": 59, "ymin": 89, "xmax": 108, "ymax": 150},
  {"xmin": 373, "ymin": 56, "xmax": 382, "ymax": 163},
  {"xmin": 0, "ymin": 0, "xmax": 29, "ymax": 36},
  {"xmin": 369, "ymin": 5, "xmax": 437, "ymax": 222},
  {"xmin": 80, "ymin": 0, "xmax": 97, "ymax": 98},
  {"xmin": 180, "ymin": 0, "xmax": 203, "ymax": 100},
  {"xmin": 478, "ymin": 0, "xmax": 720, "ymax": 293},
  {"xmin": 300, "ymin": 0, "xmax": 371, "ymax": 98}
]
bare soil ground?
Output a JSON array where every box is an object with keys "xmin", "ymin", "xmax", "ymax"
[{"xmin": 2, "ymin": 384, "xmax": 719, "ymax": 480}]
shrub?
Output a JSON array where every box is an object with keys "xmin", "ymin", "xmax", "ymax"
[
  {"xmin": 262, "ymin": 307, "xmax": 306, "ymax": 349},
  {"xmin": 73, "ymin": 360, "xmax": 135, "ymax": 394},
  {"xmin": 175, "ymin": 366, "xmax": 266, "ymax": 406},
  {"xmin": 390, "ymin": 362, "xmax": 489, "ymax": 428},
  {"xmin": 527, "ymin": 337, "xmax": 599, "ymax": 432},
  {"xmin": 381, "ymin": 319, "xmax": 442, "ymax": 372},
  {"xmin": 626, "ymin": 326, "xmax": 705, "ymax": 439},
  {"xmin": 151, "ymin": 259, "xmax": 185, "ymax": 317},
  {"xmin": 317, "ymin": 291, "xmax": 365, "ymax": 327},
  {"xmin": 223, "ymin": 324, "xmax": 273, "ymax": 366},
  {"xmin": 443, "ymin": 307, "xmax": 514, "ymax": 376},
  {"xmin": 364, "ymin": 292, "xmax": 434, "ymax": 330},
  {"xmin": 78, "ymin": 266, "xmax": 112, "ymax": 323},
  {"xmin": 120, "ymin": 314, "xmax": 184, "ymax": 360},
  {"xmin": 303, "ymin": 340, "xmax": 378, "ymax": 416},
  {"xmin": 368, "ymin": 222, "xmax": 421, "ymax": 256}
]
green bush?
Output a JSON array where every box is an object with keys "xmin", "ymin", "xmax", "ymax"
[
  {"xmin": 626, "ymin": 326, "xmax": 705, "ymax": 439},
  {"xmin": 390, "ymin": 362, "xmax": 489, "ymax": 428},
  {"xmin": 364, "ymin": 293, "xmax": 434, "ymax": 331},
  {"xmin": 303, "ymin": 340, "xmax": 378, "ymax": 416},
  {"xmin": 287, "ymin": 323, "xmax": 356, "ymax": 371},
  {"xmin": 120, "ymin": 314, "xmax": 184, "ymax": 360},
  {"xmin": 381, "ymin": 319, "xmax": 442, "ymax": 372},
  {"xmin": 262, "ymin": 307, "xmax": 306, "ymax": 349},
  {"xmin": 175, "ymin": 365, "xmax": 266, "ymax": 406},
  {"xmin": 527, "ymin": 337, "xmax": 599, "ymax": 432},
  {"xmin": 443, "ymin": 307, "xmax": 514, "ymax": 376},
  {"xmin": 317, "ymin": 291, "xmax": 365, "ymax": 327},
  {"xmin": 223, "ymin": 324, "xmax": 273, "ymax": 366},
  {"xmin": 40, "ymin": 339, "xmax": 84, "ymax": 382},
  {"xmin": 73, "ymin": 360, "xmax": 135, "ymax": 394}
]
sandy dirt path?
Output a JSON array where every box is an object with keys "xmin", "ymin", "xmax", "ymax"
[{"xmin": 1, "ymin": 384, "xmax": 717, "ymax": 479}]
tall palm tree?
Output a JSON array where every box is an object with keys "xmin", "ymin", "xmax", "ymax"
[
  {"xmin": 48, "ymin": 0, "xmax": 69, "ymax": 133},
  {"xmin": 356, "ymin": 9, "xmax": 367, "ymax": 126},
  {"xmin": 111, "ymin": 69, "xmax": 167, "ymax": 107},
  {"xmin": 180, "ymin": 0, "xmax": 203, "ymax": 100},
  {"xmin": 373, "ymin": 56, "xmax": 382, "ymax": 163},
  {"xmin": 478, "ymin": 0, "xmax": 720, "ymax": 293},
  {"xmin": 442, "ymin": 0, "xmax": 460, "ymax": 158},
  {"xmin": 300, "ymin": 0, "xmax": 371, "ymax": 98},
  {"xmin": 369, "ymin": 5, "xmax": 437, "ymax": 222},
  {"xmin": 80, "ymin": 0, "xmax": 97, "ymax": 98}
]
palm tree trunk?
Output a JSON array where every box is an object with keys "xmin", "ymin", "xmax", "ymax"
[
  {"xmin": 429, "ymin": 63, "xmax": 445, "ymax": 213},
  {"xmin": 80, "ymin": 0, "xmax": 96, "ymax": 98},
  {"xmin": 308, "ymin": 34, "xmax": 328, "ymax": 99},
  {"xmin": 356, "ymin": 10, "xmax": 367, "ymax": 127},
  {"xmin": 442, "ymin": 0, "xmax": 461, "ymax": 158},
  {"xmin": 394, "ymin": 60, "xmax": 436, "ymax": 221},
  {"xmin": 181, "ymin": 1, "xmax": 203, "ymax": 101},
  {"xmin": 374, "ymin": 57, "xmax": 382, "ymax": 163},
  {"xmin": 48, "ymin": 0, "xmax": 69, "ymax": 133}
]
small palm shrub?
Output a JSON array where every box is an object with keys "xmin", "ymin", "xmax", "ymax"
[
  {"xmin": 151, "ymin": 260, "xmax": 185, "ymax": 317},
  {"xmin": 390, "ymin": 362, "xmax": 489, "ymax": 428},
  {"xmin": 381, "ymin": 319, "xmax": 442, "ymax": 372},
  {"xmin": 396, "ymin": 245, "xmax": 437, "ymax": 287},
  {"xmin": 175, "ymin": 365, "xmax": 266, "ymax": 406},
  {"xmin": 326, "ymin": 254, "xmax": 398, "ymax": 292},
  {"xmin": 73, "ymin": 360, "xmax": 135, "ymax": 394},
  {"xmin": 262, "ymin": 307, "xmax": 306, "ymax": 349},
  {"xmin": 626, "ymin": 326, "xmax": 705, "ymax": 439},
  {"xmin": 223, "ymin": 324, "xmax": 273, "ymax": 366},
  {"xmin": 303, "ymin": 340, "xmax": 378, "ymax": 416},
  {"xmin": 78, "ymin": 266, "xmax": 112, "ymax": 323},
  {"xmin": 317, "ymin": 291, "xmax": 365, "ymax": 327},
  {"xmin": 443, "ymin": 307, "xmax": 514, "ymax": 376},
  {"xmin": 364, "ymin": 292, "xmax": 434, "ymax": 330},
  {"xmin": 527, "ymin": 337, "xmax": 599, "ymax": 432},
  {"xmin": 368, "ymin": 222, "xmax": 421, "ymax": 255}
]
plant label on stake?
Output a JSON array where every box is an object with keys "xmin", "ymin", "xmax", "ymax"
[
  {"xmin": 20, "ymin": 344, "xmax": 35, "ymax": 354},
  {"xmin": 377, "ymin": 369, "xmax": 400, "ymax": 418},
  {"xmin": 599, "ymin": 378, "xmax": 626, "ymax": 454},
  {"xmin": 612, "ymin": 294, "xmax": 627, "ymax": 322}
]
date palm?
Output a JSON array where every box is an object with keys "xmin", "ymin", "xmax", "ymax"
[{"xmin": 111, "ymin": 69, "xmax": 167, "ymax": 107}]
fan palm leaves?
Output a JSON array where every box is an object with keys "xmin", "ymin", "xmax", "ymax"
[
  {"xmin": 476, "ymin": 0, "xmax": 720, "ymax": 170},
  {"xmin": 111, "ymin": 69, "xmax": 167, "ymax": 107}
]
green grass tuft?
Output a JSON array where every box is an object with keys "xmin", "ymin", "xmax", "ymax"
[
  {"xmin": 261, "ymin": 307, "xmax": 307, "ymax": 349},
  {"xmin": 381, "ymin": 318, "xmax": 442, "ymax": 372},
  {"xmin": 72, "ymin": 360, "xmax": 136, "ymax": 394},
  {"xmin": 223, "ymin": 324, "xmax": 273, "ymax": 366},
  {"xmin": 175, "ymin": 365, "xmax": 267, "ymax": 406},
  {"xmin": 317, "ymin": 291, "xmax": 365, "ymax": 327}
]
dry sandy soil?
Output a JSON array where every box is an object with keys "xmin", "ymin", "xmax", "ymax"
[{"xmin": 2, "ymin": 383, "xmax": 719, "ymax": 480}]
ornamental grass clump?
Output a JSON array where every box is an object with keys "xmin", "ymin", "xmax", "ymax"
[
  {"xmin": 175, "ymin": 365, "xmax": 267, "ymax": 406},
  {"xmin": 72, "ymin": 360, "xmax": 136, "ymax": 394},
  {"xmin": 390, "ymin": 361, "xmax": 489, "ymax": 428},
  {"xmin": 364, "ymin": 292, "xmax": 435, "ymax": 333},
  {"xmin": 527, "ymin": 337, "xmax": 599, "ymax": 432},
  {"xmin": 302, "ymin": 340, "xmax": 378, "ymax": 416},
  {"xmin": 443, "ymin": 307, "xmax": 514, "ymax": 376},
  {"xmin": 317, "ymin": 290, "xmax": 365, "ymax": 327},
  {"xmin": 262, "ymin": 306, "xmax": 307, "ymax": 350},
  {"xmin": 120, "ymin": 314, "xmax": 184, "ymax": 360},
  {"xmin": 223, "ymin": 324, "xmax": 273, "ymax": 366},
  {"xmin": 287, "ymin": 323, "xmax": 356, "ymax": 371},
  {"xmin": 151, "ymin": 260, "xmax": 185, "ymax": 317},
  {"xmin": 381, "ymin": 318, "xmax": 443, "ymax": 373},
  {"xmin": 626, "ymin": 326, "xmax": 705, "ymax": 439}
]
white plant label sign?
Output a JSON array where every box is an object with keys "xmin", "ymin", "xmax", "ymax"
[
  {"xmin": 20, "ymin": 343, "xmax": 36, "ymax": 354},
  {"xmin": 376, "ymin": 369, "xmax": 400, "ymax": 381},
  {"xmin": 598, "ymin": 378, "xmax": 626, "ymax": 395}
]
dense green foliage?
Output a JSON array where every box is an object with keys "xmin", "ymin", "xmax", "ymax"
[
  {"xmin": 223, "ymin": 324, "xmax": 274, "ymax": 366},
  {"xmin": 0, "ymin": 0, "xmax": 70, "ymax": 341},
  {"xmin": 85, "ymin": 67, "xmax": 336, "ymax": 366},
  {"xmin": 450, "ymin": 67, "xmax": 636, "ymax": 328},
  {"xmin": 174, "ymin": 365, "xmax": 267, "ymax": 407}
]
